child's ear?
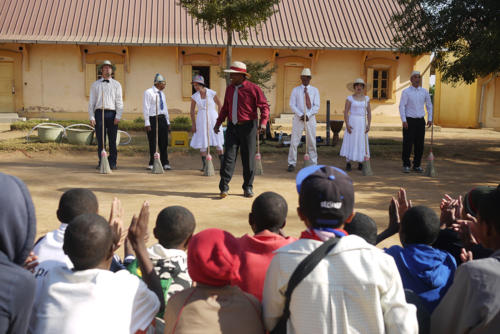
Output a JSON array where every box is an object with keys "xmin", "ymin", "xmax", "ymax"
[
  {"xmin": 249, "ymin": 213, "xmax": 257, "ymax": 232},
  {"xmin": 280, "ymin": 220, "xmax": 287, "ymax": 230},
  {"xmin": 183, "ymin": 234, "xmax": 193, "ymax": 250},
  {"xmin": 106, "ymin": 242, "xmax": 114, "ymax": 260},
  {"xmin": 153, "ymin": 227, "xmax": 159, "ymax": 240},
  {"xmin": 297, "ymin": 207, "xmax": 312, "ymax": 229},
  {"xmin": 56, "ymin": 209, "xmax": 63, "ymax": 223}
]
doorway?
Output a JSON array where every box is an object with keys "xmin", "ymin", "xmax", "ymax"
[
  {"xmin": 192, "ymin": 66, "xmax": 210, "ymax": 94},
  {"xmin": 283, "ymin": 65, "xmax": 304, "ymax": 113},
  {"xmin": 0, "ymin": 62, "xmax": 14, "ymax": 113}
]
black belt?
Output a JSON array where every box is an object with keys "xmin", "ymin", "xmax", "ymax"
[
  {"xmin": 150, "ymin": 114, "xmax": 166, "ymax": 119},
  {"xmin": 95, "ymin": 109, "xmax": 116, "ymax": 112},
  {"xmin": 406, "ymin": 117, "xmax": 424, "ymax": 120},
  {"xmin": 236, "ymin": 120, "xmax": 253, "ymax": 126}
]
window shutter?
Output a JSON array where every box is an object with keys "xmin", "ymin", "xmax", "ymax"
[
  {"xmin": 182, "ymin": 65, "xmax": 192, "ymax": 98},
  {"xmin": 85, "ymin": 63, "xmax": 96, "ymax": 97},
  {"xmin": 366, "ymin": 68, "xmax": 374, "ymax": 99},
  {"xmin": 114, "ymin": 64, "xmax": 125, "ymax": 98},
  {"xmin": 210, "ymin": 65, "xmax": 220, "ymax": 94}
]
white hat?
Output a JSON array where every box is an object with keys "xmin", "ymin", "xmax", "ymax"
[
  {"xmin": 301, "ymin": 68, "xmax": 312, "ymax": 77},
  {"xmin": 191, "ymin": 74, "xmax": 205, "ymax": 85},
  {"xmin": 347, "ymin": 78, "xmax": 371, "ymax": 92},
  {"xmin": 154, "ymin": 73, "xmax": 166, "ymax": 84},
  {"xmin": 223, "ymin": 61, "xmax": 251, "ymax": 77},
  {"xmin": 98, "ymin": 60, "xmax": 115, "ymax": 71},
  {"xmin": 410, "ymin": 71, "xmax": 421, "ymax": 78}
]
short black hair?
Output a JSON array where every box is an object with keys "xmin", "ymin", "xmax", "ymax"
[
  {"xmin": 479, "ymin": 184, "xmax": 500, "ymax": 234},
  {"xmin": 154, "ymin": 206, "xmax": 196, "ymax": 249},
  {"xmin": 251, "ymin": 192, "xmax": 288, "ymax": 233},
  {"xmin": 400, "ymin": 206, "xmax": 440, "ymax": 245},
  {"xmin": 63, "ymin": 213, "xmax": 113, "ymax": 270},
  {"xmin": 57, "ymin": 189, "xmax": 98, "ymax": 224},
  {"xmin": 344, "ymin": 212, "xmax": 377, "ymax": 245}
]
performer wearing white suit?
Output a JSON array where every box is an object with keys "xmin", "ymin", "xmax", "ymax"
[
  {"xmin": 287, "ymin": 68, "xmax": 320, "ymax": 172},
  {"xmin": 189, "ymin": 75, "xmax": 224, "ymax": 171}
]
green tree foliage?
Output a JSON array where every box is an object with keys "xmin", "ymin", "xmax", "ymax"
[
  {"xmin": 179, "ymin": 0, "xmax": 280, "ymax": 83},
  {"xmin": 391, "ymin": 0, "xmax": 500, "ymax": 83}
]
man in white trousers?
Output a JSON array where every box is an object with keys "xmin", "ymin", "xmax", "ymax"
[{"xmin": 287, "ymin": 68, "xmax": 320, "ymax": 172}]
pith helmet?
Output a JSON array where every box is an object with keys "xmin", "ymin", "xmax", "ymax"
[{"xmin": 154, "ymin": 73, "xmax": 166, "ymax": 84}]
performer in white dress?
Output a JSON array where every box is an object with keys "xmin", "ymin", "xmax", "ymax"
[
  {"xmin": 189, "ymin": 75, "xmax": 224, "ymax": 171},
  {"xmin": 340, "ymin": 78, "xmax": 372, "ymax": 171}
]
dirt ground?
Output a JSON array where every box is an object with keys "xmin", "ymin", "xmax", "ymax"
[{"xmin": 1, "ymin": 126, "xmax": 499, "ymax": 251}]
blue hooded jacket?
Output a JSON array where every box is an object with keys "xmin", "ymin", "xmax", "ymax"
[
  {"xmin": 385, "ymin": 244, "xmax": 456, "ymax": 313},
  {"xmin": 0, "ymin": 173, "xmax": 37, "ymax": 334}
]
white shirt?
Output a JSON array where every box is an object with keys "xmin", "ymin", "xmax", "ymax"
[
  {"xmin": 143, "ymin": 86, "xmax": 170, "ymax": 127},
  {"xmin": 30, "ymin": 267, "xmax": 160, "ymax": 334},
  {"xmin": 88, "ymin": 78, "xmax": 124, "ymax": 121},
  {"xmin": 399, "ymin": 85, "xmax": 433, "ymax": 122},
  {"xmin": 290, "ymin": 84, "xmax": 320, "ymax": 117},
  {"xmin": 263, "ymin": 235, "xmax": 418, "ymax": 334}
]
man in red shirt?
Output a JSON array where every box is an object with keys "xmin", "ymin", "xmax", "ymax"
[{"xmin": 214, "ymin": 61, "xmax": 270, "ymax": 198}]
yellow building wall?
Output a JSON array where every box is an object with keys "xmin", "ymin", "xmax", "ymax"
[
  {"xmin": 434, "ymin": 70, "xmax": 480, "ymax": 128},
  {"xmin": 434, "ymin": 72, "xmax": 500, "ymax": 129},
  {"xmin": 2, "ymin": 43, "xmax": 430, "ymax": 123}
]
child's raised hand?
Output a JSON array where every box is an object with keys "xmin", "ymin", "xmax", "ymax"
[
  {"xmin": 397, "ymin": 188, "xmax": 412, "ymax": 220},
  {"xmin": 128, "ymin": 201, "xmax": 150, "ymax": 250},
  {"xmin": 109, "ymin": 197, "xmax": 127, "ymax": 250}
]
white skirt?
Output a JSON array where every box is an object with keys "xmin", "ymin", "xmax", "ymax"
[
  {"xmin": 190, "ymin": 108, "xmax": 224, "ymax": 150},
  {"xmin": 340, "ymin": 115, "xmax": 370, "ymax": 162}
]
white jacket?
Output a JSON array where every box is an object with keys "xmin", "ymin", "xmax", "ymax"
[{"xmin": 263, "ymin": 235, "xmax": 418, "ymax": 334}]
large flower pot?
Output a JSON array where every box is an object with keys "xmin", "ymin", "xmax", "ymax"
[
  {"xmin": 66, "ymin": 128, "xmax": 94, "ymax": 145},
  {"xmin": 37, "ymin": 125, "xmax": 63, "ymax": 143}
]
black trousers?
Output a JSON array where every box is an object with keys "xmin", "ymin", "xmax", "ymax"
[
  {"xmin": 95, "ymin": 109, "xmax": 118, "ymax": 167},
  {"xmin": 147, "ymin": 115, "xmax": 169, "ymax": 166},
  {"xmin": 402, "ymin": 117, "xmax": 425, "ymax": 168},
  {"xmin": 219, "ymin": 120, "xmax": 257, "ymax": 192}
]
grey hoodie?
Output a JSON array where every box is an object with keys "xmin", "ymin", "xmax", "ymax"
[{"xmin": 0, "ymin": 173, "xmax": 37, "ymax": 334}]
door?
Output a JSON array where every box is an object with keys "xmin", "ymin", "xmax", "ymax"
[
  {"xmin": 283, "ymin": 65, "xmax": 303, "ymax": 114},
  {"xmin": 0, "ymin": 62, "xmax": 14, "ymax": 113}
]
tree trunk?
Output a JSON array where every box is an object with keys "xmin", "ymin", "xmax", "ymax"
[{"xmin": 225, "ymin": 29, "xmax": 232, "ymax": 86}]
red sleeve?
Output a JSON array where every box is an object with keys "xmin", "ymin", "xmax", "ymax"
[
  {"xmin": 216, "ymin": 85, "xmax": 232, "ymax": 127},
  {"xmin": 255, "ymin": 85, "xmax": 270, "ymax": 126}
]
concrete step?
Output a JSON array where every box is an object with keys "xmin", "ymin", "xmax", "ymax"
[{"xmin": 0, "ymin": 113, "xmax": 26, "ymax": 123}]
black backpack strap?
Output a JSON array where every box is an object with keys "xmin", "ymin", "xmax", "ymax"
[{"xmin": 271, "ymin": 237, "xmax": 340, "ymax": 333}]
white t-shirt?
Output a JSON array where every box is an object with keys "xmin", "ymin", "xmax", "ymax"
[
  {"xmin": 30, "ymin": 266, "xmax": 160, "ymax": 334},
  {"xmin": 32, "ymin": 224, "xmax": 73, "ymax": 281}
]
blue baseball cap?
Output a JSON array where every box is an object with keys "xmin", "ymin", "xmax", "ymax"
[{"xmin": 297, "ymin": 165, "xmax": 354, "ymax": 227}]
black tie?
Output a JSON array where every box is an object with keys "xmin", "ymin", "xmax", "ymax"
[{"xmin": 102, "ymin": 79, "xmax": 109, "ymax": 83}]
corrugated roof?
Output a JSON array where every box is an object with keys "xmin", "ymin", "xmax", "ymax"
[{"xmin": 0, "ymin": 0, "xmax": 402, "ymax": 50}]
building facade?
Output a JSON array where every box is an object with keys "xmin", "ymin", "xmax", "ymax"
[{"xmin": 0, "ymin": 0, "xmax": 431, "ymax": 123}]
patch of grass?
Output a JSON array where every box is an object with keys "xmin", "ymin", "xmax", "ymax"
[{"xmin": 10, "ymin": 119, "xmax": 146, "ymax": 132}]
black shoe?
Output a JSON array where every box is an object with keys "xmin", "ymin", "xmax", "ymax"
[
  {"xmin": 412, "ymin": 166, "xmax": 423, "ymax": 173},
  {"xmin": 110, "ymin": 165, "xmax": 117, "ymax": 170},
  {"xmin": 346, "ymin": 162, "xmax": 352, "ymax": 171},
  {"xmin": 287, "ymin": 164, "xmax": 295, "ymax": 172},
  {"xmin": 95, "ymin": 164, "xmax": 100, "ymax": 170},
  {"xmin": 244, "ymin": 189, "xmax": 254, "ymax": 198},
  {"xmin": 358, "ymin": 163, "xmax": 363, "ymax": 171}
]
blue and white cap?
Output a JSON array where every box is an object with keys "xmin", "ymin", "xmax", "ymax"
[
  {"xmin": 154, "ymin": 73, "xmax": 166, "ymax": 84},
  {"xmin": 191, "ymin": 75, "xmax": 205, "ymax": 85},
  {"xmin": 297, "ymin": 165, "xmax": 354, "ymax": 227}
]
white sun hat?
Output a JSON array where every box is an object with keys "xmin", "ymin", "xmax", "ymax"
[
  {"xmin": 346, "ymin": 78, "xmax": 371, "ymax": 92},
  {"xmin": 301, "ymin": 68, "xmax": 312, "ymax": 76},
  {"xmin": 410, "ymin": 70, "xmax": 421, "ymax": 78},
  {"xmin": 223, "ymin": 61, "xmax": 251, "ymax": 77},
  {"xmin": 191, "ymin": 75, "xmax": 205, "ymax": 85}
]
